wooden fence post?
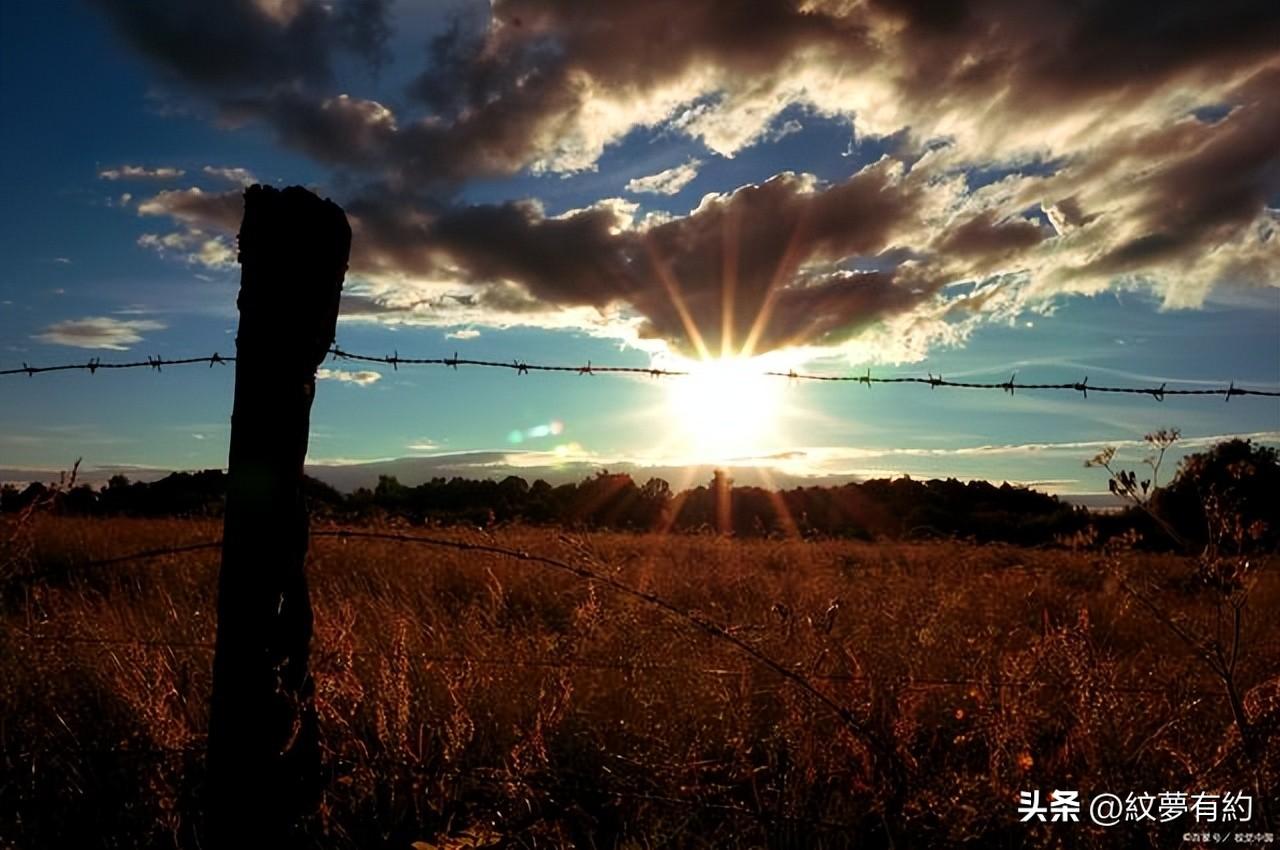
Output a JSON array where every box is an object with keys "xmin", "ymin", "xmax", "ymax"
[{"xmin": 207, "ymin": 185, "xmax": 350, "ymax": 846}]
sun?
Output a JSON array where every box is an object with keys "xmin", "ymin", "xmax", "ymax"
[{"xmin": 665, "ymin": 356, "xmax": 786, "ymax": 460}]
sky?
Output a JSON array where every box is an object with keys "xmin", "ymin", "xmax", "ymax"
[{"xmin": 1, "ymin": 0, "xmax": 1278, "ymax": 496}]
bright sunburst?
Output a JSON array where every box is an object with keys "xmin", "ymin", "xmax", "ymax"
[{"xmin": 665, "ymin": 357, "xmax": 786, "ymax": 461}]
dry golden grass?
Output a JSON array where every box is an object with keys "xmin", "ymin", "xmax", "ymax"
[{"xmin": 2, "ymin": 515, "xmax": 1277, "ymax": 848}]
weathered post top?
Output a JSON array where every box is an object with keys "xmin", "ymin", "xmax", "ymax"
[{"xmin": 235, "ymin": 184, "xmax": 350, "ymax": 370}]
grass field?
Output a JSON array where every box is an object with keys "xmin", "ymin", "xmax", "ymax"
[{"xmin": 2, "ymin": 515, "xmax": 1277, "ymax": 848}]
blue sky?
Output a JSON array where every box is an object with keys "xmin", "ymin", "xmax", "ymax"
[{"xmin": 1, "ymin": 1, "xmax": 1277, "ymax": 494}]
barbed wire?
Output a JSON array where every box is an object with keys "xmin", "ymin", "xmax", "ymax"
[
  {"xmin": 1, "ymin": 346, "xmax": 1276, "ymax": 401},
  {"xmin": 11, "ymin": 533, "xmax": 1235, "ymax": 700},
  {"xmin": 0, "ymin": 353, "xmax": 233, "ymax": 376},
  {"xmin": 8, "ymin": 527, "xmax": 882, "ymax": 749}
]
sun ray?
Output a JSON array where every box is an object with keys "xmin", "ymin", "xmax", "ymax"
[
  {"xmin": 643, "ymin": 234, "xmax": 712, "ymax": 362},
  {"xmin": 656, "ymin": 465, "xmax": 701, "ymax": 534},
  {"xmin": 720, "ymin": 204, "xmax": 740, "ymax": 359},
  {"xmin": 570, "ymin": 471, "xmax": 633, "ymax": 525},
  {"xmin": 755, "ymin": 466, "xmax": 802, "ymax": 539},
  {"xmin": 740, "ymin": 211, "xmax": 810, "ymax": 359}
]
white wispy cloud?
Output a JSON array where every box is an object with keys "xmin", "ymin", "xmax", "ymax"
[
  {"xmin": 98, "ymin": 165, "xmax": 185, "ymax": 181},
  {"xmin": 202, "ymin": 165, "xmax": 257, "ymax": 185},
  {"xmin": 446, "ymin": 328, "xmax": 480, "ymax": 340},
  {"xmin": 34, "ymin": 317, "xmax": 165, "ymax": 350},
  {"xmin": 407, "ymin": 440, "xmax": 440, "ymax": 451},
  {"xmin": 765, "ymin": 432, "xmax": 1280, "ymax": 466},
  {"xmin": 316, "ymin": 367, "xmax": 381, "ymax": 386},
  {"xmin": 769, "ymin": 118, "xmax": 803, "ymax": 142},
  {"xmin": 137, "ymin": 230, "xmax": 236, "ymax": 269},
  {"xmin": 625, "ymin": 160, "xmax": 702, "ymax": 195}
]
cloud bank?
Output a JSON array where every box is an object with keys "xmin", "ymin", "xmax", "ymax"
[
  {"xmin": 99, "ymin": 0, "xmax": 1280, "ymax": 362},
  {"xmin": 35, "ymin": 317, "xmax": 166, "ymax": 350}
]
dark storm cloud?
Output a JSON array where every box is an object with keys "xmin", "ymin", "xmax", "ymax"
[
  {"xmin": 331, "ymin": 161, "xmax": 934, "ymax": 354},
  {"xmin": 143, "ymin": 161, "xmax": 934, "ymax": 354},
  {"xmin": 623, "ymin": 165, "xmax": 935, "ymax": 354},
  {"xmin": 868, "ymin": 0, "xmax": 1279, "ymax": 108},
  {"xmin": 936, "ymin": 211, "xmax": 1045, "ymax": 273},
  {"xmin": 338, "ymin": 291, "xmax": 466, "ymax": 317},
  {"xmin": 632, "ymin": 268, "xmax": 928, "ymax": 355},
  {"xmin": 398, "ymin": 0, "xmax": 871, "ymax": 175},
  {"xmin": 93, "ymin": 0, "xmax": 1280, "ymax": 184},
  {"xmin": 212, "ymin": 0, "xmax": 1280, "ymax": 181},
  {"xmin": 87, "ymin": 0, "xmax": 391, "ymax": 92},
  {"xmin": 1073, "ymin": 67, "xmax": 1280, "ymax": 279},
  {"xmin": 222, "ymin": 86, "xmax": 583, "ymax": 184},
  {"xmin": 93, "ymin": 0, "xmax": 872, "ymax": 181},
  {"xmin": 423, "ymin": 200, "xmax": 634, "ymax": 308},
  {"xmin": 415, "ymin": 0, "xmax": 866, "ymax": 104},
  {"xmin": 104, "ymin": 0, "xmax": 1280, "ymax": 354}
]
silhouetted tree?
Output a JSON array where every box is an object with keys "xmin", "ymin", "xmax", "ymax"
[{"xmin": 1156, "ymin": 438, "xmax": 1279, "ymax": 552}]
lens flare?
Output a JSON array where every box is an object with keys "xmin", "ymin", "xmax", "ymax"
[{"xmin": 507, "ymin": 419, "xmax": 565, "ymax": 444}]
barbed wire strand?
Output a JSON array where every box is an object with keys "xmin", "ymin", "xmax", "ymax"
[
  {"xmin": 1, "ymin": 347, "xmax": 1276, "ymax": 400},
  {"xmin": 332, "ymin": 529, "xmax": 892, "ymax": 756},
  {"xmin": 8, "ymin": 528, "xmax": 885, "ymax": 754},
  {"xmin": 12, "ymin": 534, "xmax": 1232, "ymax": 699}
]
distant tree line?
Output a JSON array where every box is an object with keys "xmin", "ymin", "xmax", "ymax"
[
  {"xmin": 1, "ymin": 466, "xmax": 1077, "ymax": 543},
  {"xmin": 4, "ymin": 439, "xmax": 1275, "ymax": 549}
]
